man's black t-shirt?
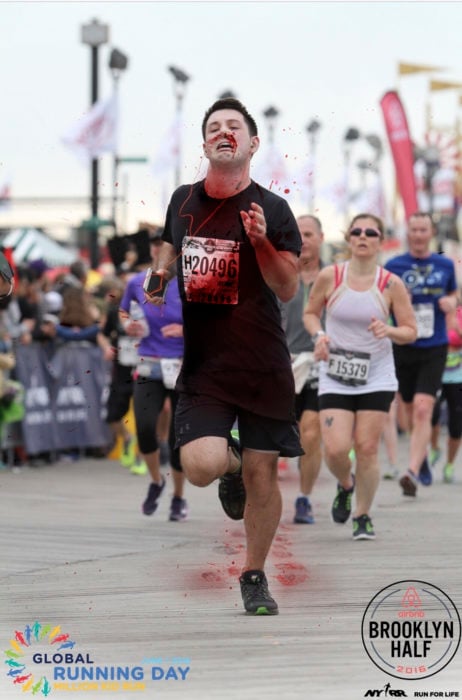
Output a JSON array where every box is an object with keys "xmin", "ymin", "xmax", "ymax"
[{"xmin": 163, "ymin": 180, "xmax": 301, "ymax": 420}]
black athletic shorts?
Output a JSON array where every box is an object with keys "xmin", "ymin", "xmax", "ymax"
[
  {"xmin": 318, "ymin": 391, "xmax": 395, "ymax": 413},
  {"xmin": 393, "ymin": 344, "xmax": 448, "ymax": 402},
  {"xmin": 174, "ymin": 392, "xmax": 303, "ymax": 458},
  {"xmin": 295, "ymin": 384, "xmax": 319, "ymax": 419}
]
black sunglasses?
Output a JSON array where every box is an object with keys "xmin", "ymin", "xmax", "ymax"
[{"xmin": 349, "ymin": 227, "xmax": 381, "ymax": 238}]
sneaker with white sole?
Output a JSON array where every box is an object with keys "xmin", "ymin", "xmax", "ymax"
[
  {"xmin": 352, "ymin": 514, "xmax": 376, "ymax": 540},
  {"xmin": 293, "ymin": 496, "xmax": 315, "ymax": 524},
  {"xmin": 169, "ymin": 496, "xmax": 188, "ymax": 521},
  {"xmin": 383, "ymin": 466, "xmax": 399, "ymax": 481}
]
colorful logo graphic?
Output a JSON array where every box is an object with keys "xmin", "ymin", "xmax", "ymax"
[
  {"xmin": 5, "ymin": 623, "xmax": 192, "ymax": 694},
  {"xmin": 4, "ymin": 622, "xmax": 75, "ymax": 696},
  {"xmin": 362, "ymin": 580, "xmax": 461, "ymax": 680}
]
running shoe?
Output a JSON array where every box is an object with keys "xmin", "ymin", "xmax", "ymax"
[
  {"xmin": 332, "ymin": 476, "xmax": 355, "ymax": 523},
  {"xmin": 443, "ymin": 463, "xmax": 455, "ymax": 484},
  {"xmin": 429, "ymin": 447, "xmax": 442, "ymax": 467},
  {"xmin": 218, "ymin": 437, "xmax": 246, "ymax": 520},
  {"xmin": 293, "ymin": 496, "xmax": 315, "ymax": 524},
  {"xmin": 142, "ymin": 478, "xmax": 166, "ymax": 515},
  {"xmin": 239, "ymin": 570, "xmax": 279, "ymax": 615},
  {"xmin": 383, "ymin": 466, "xmax": 399, "ymax": 481},
  {"xmin": 130, "ymin": 460, "xmax": 148, "ymax": 476},
  {"xmin": 399, "ymin": 470, "xmax": 418, "ymax": 497},
  {"xmin": 120, "ymin": 436, "xmax": 136, "ymax": 468},
  {"xmin": 169, "ymin": 496, "xmax": 188, "ymax": 521},
  {"xmin": 352, "ymin": 514, "xmax": 376, "ymax": 540},
  {"xmin": 418, "ymin": 456, "xmax": 432, "ymax": 486}
]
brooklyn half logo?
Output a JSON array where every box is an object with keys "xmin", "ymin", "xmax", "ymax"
[{"xmin": 361, "ymin": 580, "xmax": 461, "ymax": 680}]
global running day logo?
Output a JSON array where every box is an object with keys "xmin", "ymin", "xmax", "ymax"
[
  {"xmin": 4, "ymin": 622, "xmax": 191, "ymax": 694},
  {"xmin": 361, "ymin": 580, "xmax": 461, "ymax": 680}
]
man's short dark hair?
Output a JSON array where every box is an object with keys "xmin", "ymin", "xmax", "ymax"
[
  {"xmin": 408, "ymin": 211, "xmax": 434, "ymax": 227},
  {"xmin": 297, "ymin": 214, "xmax": 323, "ymax": 232},
  {"xmin": 201, "ymin": 98, "xmax": 258, "ymax": 139}
]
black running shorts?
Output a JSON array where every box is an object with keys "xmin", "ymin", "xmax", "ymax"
[
  {"xmin": 174, "ymin": 392, "xmax": 303, "ymax": 458},
  {"xmin": 393, "ymin": 344, "xmax": 448, "ymax": 402},
  {"xmin": 318, "ymin": 391, "xmax": 395, "ymax": 413},
  {"xmin": 295, "ymin": 385, "xmax": 319, "ymax": 419}
]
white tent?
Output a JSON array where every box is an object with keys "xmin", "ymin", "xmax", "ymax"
[{"xmin": 1, "ymin": 228, "xmax": 77, "ymax": 267}]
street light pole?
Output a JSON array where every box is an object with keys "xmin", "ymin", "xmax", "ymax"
[
  {"xmin": 218, "ymin": 90, "xmax": 236, "ymax": 99},
  {"xmin": 263, "ymin": 105, "xmax": 279, "ymax": 147},
  {"xmin": 306, "ymin": 119, "xmax": 322, "ymax": 214},
  {"xmin": 81, "ymin": 18, "xmax": 109, "ymax": 269},
  {"xmin": 167, "ymin": 65, "xmax": 191, "ymax": 188},
  {"xmin": 423, "ymin": 145, "xmax": 441, "ymax": 250},
  {"xmin": 342, "ymin": 127, "xmax": 361, "ymax": 225},
  {"xmin": 108, "ymin": 48, "xmax": 128, "ymax": 234}
]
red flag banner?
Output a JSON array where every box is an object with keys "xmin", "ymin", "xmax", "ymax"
[{"xmin": 380, "ymin": 91, "xmax": 418, "ymax": 219}]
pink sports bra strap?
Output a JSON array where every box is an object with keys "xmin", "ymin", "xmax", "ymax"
[
  {"xmin": 377, "ymin": 267, "xmax": 391, "ymax": 293},
  {"xmin": 334, "ymin": 263, "xmax": 345, "ymax": 289}
]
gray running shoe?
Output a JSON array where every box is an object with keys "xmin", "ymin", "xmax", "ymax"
[
  {"xmin": 239, "ymin": 570, "xmax": 279, "ymax": 615},
  {"xmin": 169, "ymin": 496, "xmax": 188, "ymax": 522},
  {"xmin": 332, "ymin": 476, "xmax": 355, "ymax": 523},
  {"xmin": 352, "ymin": 514, "xmax": 376, "ymax": 540}
]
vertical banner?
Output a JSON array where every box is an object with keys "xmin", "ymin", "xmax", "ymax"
[
  {"xmin": 15, "ymin": 343, "xmax": 111, "ymax": 455},
  {"xmin": 380, "ymin": 90, "xmax": 418, "ymax": 219},
  {"xmin": 14, "ymin": 344, "xmax": 54, "ymax": 455}
]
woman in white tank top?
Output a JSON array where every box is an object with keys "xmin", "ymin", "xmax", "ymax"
[{"xmin": 304, "ymin": 214, "xmax": 417, "ymax": 541}]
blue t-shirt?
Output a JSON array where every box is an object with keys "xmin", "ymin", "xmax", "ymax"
[
  {"xmin": 120, "ymin": 272, "xmax": 183, "ymax": 358},
  {"xmin": 385, "ymin": 252, "xmax": 457, "ymax": 348}
]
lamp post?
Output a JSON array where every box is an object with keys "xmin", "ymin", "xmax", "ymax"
[
  {"xmin": 218, "ymin": 90, "xmax": 236, "ymax": 99},
  {"xmin": 81, "ymin": 18, "xmax": 109, "ymax": 269},
  {"xmin": 356, "ymin": 158, "xmax": 376, "ymax": 188},
  {"xmin": 108, "ymin": 47, "xmax": 128, "ymax": 234},
  {"xmin": 306, "ymin": 119, "xmax": 322, "ymax": 214},
  {"xmin": 263, "ymin": 105, "xmax": 279, "ymax": 146},
  {"xmin": 422, "ymin": 145, "xmax": 440, "ymax": 214},
  {"xmin": 167, "ymin": 65, "xmax": 191, "ymax": 188},
  {"xmin": 365, "ymin": 133, "xmax": 383, "ymax": 163},
  {"xmin": 422, "ymin": 145, "xmax": 441, "ymax": 250},
  {"xmin": 342, "ymin": 127, "xmax": 361, "ymax": 224}
]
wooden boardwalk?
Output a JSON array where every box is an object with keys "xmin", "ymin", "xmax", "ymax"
[{"xmin": 1, "ymin": 436, "xmax": 461, "ymax": 699}]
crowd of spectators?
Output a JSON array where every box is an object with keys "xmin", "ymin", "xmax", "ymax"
[{"xmin": 0, "ymin": 224, "xmax": 158, "ymax": 468}]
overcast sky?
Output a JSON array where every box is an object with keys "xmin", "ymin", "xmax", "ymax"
[{"xmin": 1, "ymin": 0, "xmax": 462, "ymax": 237}]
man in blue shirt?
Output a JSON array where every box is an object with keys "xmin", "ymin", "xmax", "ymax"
[{"xmin": 385, "ymin": 212, "xmax": 458, "ymax": 497}]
